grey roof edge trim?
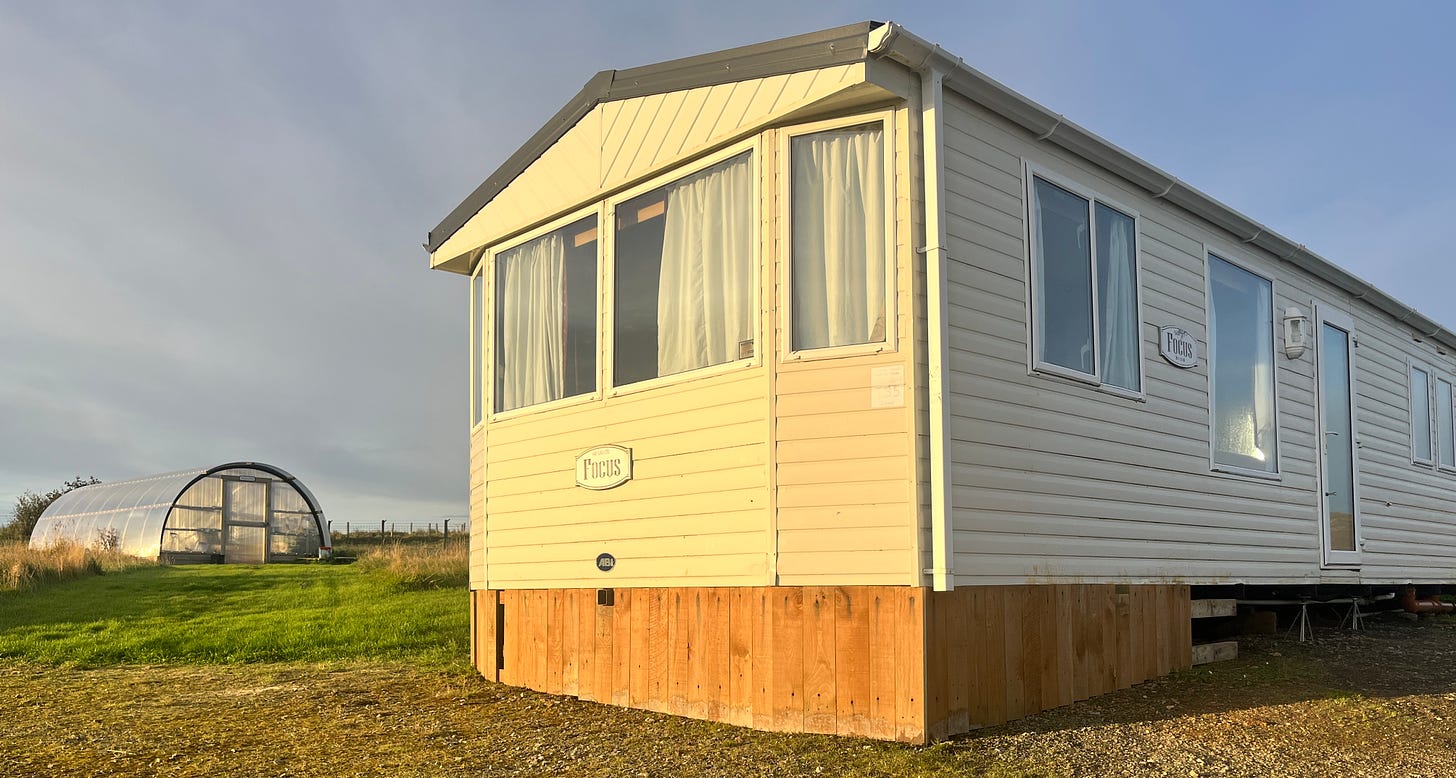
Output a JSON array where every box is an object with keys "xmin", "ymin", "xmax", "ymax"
[
  {"xmin": 872, "ymin": 22, "xmax": 1456, "ymax": 353},
  {"xmin": 425, "ymin": 21, "xmax": 883, "ymax": 256}
]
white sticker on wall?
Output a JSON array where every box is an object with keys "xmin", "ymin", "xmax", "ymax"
[{"xmin": 870, "ymin": 365, "xmax": 906, "ymax": 409}]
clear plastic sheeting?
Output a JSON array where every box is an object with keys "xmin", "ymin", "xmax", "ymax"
[{"xmin": 29, "ymin": 462, "xmax": 328, "ymax": 564}]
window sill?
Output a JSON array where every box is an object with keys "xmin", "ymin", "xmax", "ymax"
[
  {"xmin": 488, "ymin": 390, "xmax": 601, "ymax": 424},
  {"xmin": 1209, "ymin": 464, "xmax": 1282, "ymax": 482},
  {"xmin": 787, "ymin": 340, "xmax": 893, "ymax": 363},
  {"xmin": 1029, "ymin": 364, "xmax": 1146, "ymax": 402},
  {"xmin": 607, "ymin": 357, "xmax": 759, "ymax": 400}
]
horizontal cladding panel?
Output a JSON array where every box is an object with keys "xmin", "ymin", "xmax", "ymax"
[
  {"xmin": 776, "ymin": 526, "xmax": 906, "ymax": 554},
  {"xmin": 488, "ymin": 465, "xmax": 765, "ymax": 513},
  {"xmin": 775, "ymin": 549, "xmax": 912, "ymax": 576},
  {"xmin": 952, "ymin": 552, "xmax": 1320, "ymax": 582},
  {"xmin": 485, "ymin": 557, "xmax": 768, "ymax": 588},
  {"xmin": 488, "ymin": 510, "xmax": 763, "ymax": 547},
  {"xmin": 776, "ymin": 503, "xmax": 918, "ymax": 531},
  {"xmin": 489, "ymin": 486, "xmax": 764, "ymax": 527},
  {"xmin": 958, "ymin": 472, "xmax": 1315, "ymax": 529},
  {"xmin": 776, "ymin": 433, "xmax": 908, "ymax": 464},
  {"xmin": 777, "ymin": 456, "xmax": 911, "ymax": 487},
  {"xmin": 489, "ymin": 420, "xmax": 763, "ymax": 477},
  {"xmin": 490, "ymin": 443, "xmax": 764, "ymax": 498},
  {"xmin": 953, "ymin": 528, "xmax": 1317, "ymax": 565},
  {"xmin": 486, "ymin": 370, "xmax": 766, "ymax": 447},
  {"xmin": 487, "ymin": 530, "xmax": 766, "ymax": 564}
]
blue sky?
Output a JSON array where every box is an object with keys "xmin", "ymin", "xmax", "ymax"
[{"xmin": 2, "ymin": 1, "xmax": 1452, "ymax": 526}]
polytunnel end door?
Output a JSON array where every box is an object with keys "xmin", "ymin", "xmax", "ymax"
[{"xmin": 222, "ymin": 478, "xmax": 269, "ymax": 565}]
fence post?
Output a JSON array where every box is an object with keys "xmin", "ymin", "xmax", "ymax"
[{"xmin": 444, "ymin": 519, "xmax": 450, "ymax": 542}]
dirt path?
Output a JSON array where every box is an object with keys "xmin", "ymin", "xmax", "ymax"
[{"xmin": 5, "ymin": 617, "xmax": 1456, "ymax": 777}]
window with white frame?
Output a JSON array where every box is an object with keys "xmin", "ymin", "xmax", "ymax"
[
  {"xmin": 471, "ymin": 267, "xmax": 485, "ymax": 425},
  {"xmin": 1028, "ymin": 174, "xmax": 1142, "ymax": 392},
  {"xmin": 1410, "ymin": 364, "xmax": 1434, "ymax": 464},
  {"xmin": 1208, "ymin": 254, "xmax": 1277, "ymax": 474},
  {"xmin": 493, "ymin": 215, "xmax": 598, "ymax": 413},
  {"xmin": 789, "ymin": 122, "xmax": 889, "ymax": 351},
  {"xmin": 1437, "ymin": 376, "xmax": 1454, "ymax": 469},
  {"xmin": 613, "ymin": 151, "xmax": 755, "ymax": 387}
]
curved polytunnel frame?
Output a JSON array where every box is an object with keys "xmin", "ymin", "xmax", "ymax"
[{"xmin": 29, "ymin": 462, "xmax": 330, "ymax": 563}]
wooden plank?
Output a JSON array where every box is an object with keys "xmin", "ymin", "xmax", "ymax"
[
  {"xmin": 982, "ymin": 587, "xmax": 1008, "ymax": 726},
  {"xmin": 867, "ymin": 587, "xmax": 897, "ymax": 741},
  {"xmin": 1036, "ymin": 586, "xmax": 1061, "ymax": 710},
  {"xmin": 1192, "ymin": 640, "xmax": 1238, "ymax": 666},
  {"xmin": 728, "ymin": 588, "xmax": 753, "ymax": 727},
  {"xmin": 545, "ymin": 590, "xmax": 564, "ymax": 696},
  {"xmin": 628, "ymin": 589, "xmax": 649, "ymax": 707},
  {"xmin": 577, "ymin": 589, "xmax": 596, "ymax": 700},
  {"xmin": 894, "ymin": 588, "xmax": 926, "ymax": 743},
  {"xmin": 1190, "ymin": 598, "xmax": 1237, "ymax": 619},
  {"xmin": 803, "ymin": 586, "xmax": 837, "ymax": 734},
  {"xmin": 532, "ymin": 590, "xmax": 549, "ymax": 692},
  {"xmin": 1178, "ymin": 587, "xmax": 1194, "ymax": 669},
  {"xmin": 612, "ymin": 589, "xmax": 632, "ymax": 707},
  {"xmin": 704, "ymin": 589, "xmax": 729, "ymax": 722},
  {"xmin": 1018, "ymin": 586, "xmax": 1044, "ymax": 715},
  {"xmin": 772, "ymin": 588, "xmax": 806, "ymax": 732},
  {"xmin": 562, "ymin": 589, "xmax": 580, "ymax": 697},
  {"xmin": 1141, "ymin": 586, "xmax": 1159, "ymax": 683},
  {"xmin": 751, "ymin": 589, "xmax": 775, "ymax": 731},
  {"xmin": 498, "ymin": 590, "xmax": 516, "ymax": 686},
  {"xmin": 646, "ymin": 588, "xmax": 668, "ymax": 711},
  {"xmin": 1054, "ymin": 588, "xmax": 1077, "ymax": 710},
  {"xmin": 1099, "ymin": 585, "xmax": 1118, "ymax": 697},
  {"xmin": 924, "ymin": 591, "xmax": 948, "ymax": 741},
  {"xmin": 965, "ymin": 588, "xmax": 987, "ymax": 728},
  {"xmin": 685, "ymin": 589, "xmax": 708, "ymax": 720},
  {"xmin": 1115, "ymin": 587, "xmax": 1133, "ymax": 690},
  {"xmin": 1001, "ymin": 586, "xmax": 1027, "ymax": 720},
  {"xmin": 668, "ymin": 589, "xmax": 691, "ymax": 716},
  {"xmin": 1070, "ymin": 586, "xmax": 1088, "ymax": 702},
  {"xmin": 593, "ymin": 590, "xmax": 614, "ymax": 704},
  {"xmin": 945, "ymin": 589, "xmax": 970, "ymax": 736},
  {"xmin": 469, "ymin": 589, "xmax": 478, "ymax": 674},
  {"xmin": 1155, "ymin": 586, "xmax": 1173, "ymax": 677},
  {"xmin": 834, "ymin": 586, "xmax": 872, "ymax": 737}
]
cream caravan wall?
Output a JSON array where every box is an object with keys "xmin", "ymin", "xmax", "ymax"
[
  {"xmin": 462, "ymin": 67, "xmax": 927, "ymax": 591},
  {"xmin": 435, "ymin": 64, "xmax": 869, "ymax": 265},
  {"xmin": 941, "ymin": 88, "xmax": 1456, "ymax": 585}
]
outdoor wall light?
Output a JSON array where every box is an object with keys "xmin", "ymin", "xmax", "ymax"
[{"xmin": 1282, "ymin": 306, "xmax": 1310, "ymax": 359}]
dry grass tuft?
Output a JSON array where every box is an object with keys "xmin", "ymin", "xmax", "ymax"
[
  {"xmin": 354, "ymin": 540, "xmax": 469, "ymax": 591},
  {"xmin": 0, "ymin": 541, "xmax": 152, "ymax": 593}
]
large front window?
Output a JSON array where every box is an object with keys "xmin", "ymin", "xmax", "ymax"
[
  {"xmin": 1208, "ymin": 254, "xmax": 1277, "ymax": 474},
  {"xmin": 494, "ymin": 215, "xmax": 598, "ymax": 413},
  {"xmin": 790, "ymin": 124, "xmax": 887, "ymax": 351},
  {"xmin": 614, "ymin": 151, "xmax": 754, "ymax": 386},
  {"xmin": 1029, "ymin": 175, "xmax": 1141, "ymax": 392}
]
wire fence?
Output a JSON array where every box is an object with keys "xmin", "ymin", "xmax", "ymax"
[{"xmin": 329, "ymin": 518, "xmax": 470, "ymax": 541}]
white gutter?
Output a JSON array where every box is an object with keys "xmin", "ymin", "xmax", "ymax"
[{"xmin": 870, "ymin": 24, "xmax": 956, "ymax": 592}]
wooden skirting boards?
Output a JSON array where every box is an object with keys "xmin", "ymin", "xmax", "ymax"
[{"xmin": 470, "ymin": 583, "xmax": 1191, "ymax": 743}]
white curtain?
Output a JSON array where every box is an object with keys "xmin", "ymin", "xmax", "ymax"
[
  {"xmin": 1099, "ymin": 209, "xmax": 1139, "ymax": 390},
  {"xmin": 792, "ymin": 127, "xmax": 886, "ymax": 349},
  {"xmin": 1251, "ymin": 284, "xmax": 1275, "ymax": 465},
  {"xmin": 497, "ymin": 232, "xmax": 565, "ymax": 411},
  {"xmin": 657, "ymin": 154, "xmax": 754, "ymax": 376}
]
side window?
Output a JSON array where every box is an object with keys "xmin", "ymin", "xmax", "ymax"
[
  {"xmin": 1208, "ymin": 254, "xmax": 1277, "ymax": 474},
  {"xmin": 789, "ymin": 123, "xmax": 888, "ymax": 351},
  {"xmin": 494, "ymin": 215, "xmax": 598, "ymax": 413},
  {"xmin": 1028, "ymin": 175, "xmax": 1142, "ymax": 393},
  {"xmin": 614, "ymin": 151, "xmax": 755, "ymax": 386},
  {"xmin": 470, "ymin": 267, "xmax": 484, "ymax": 426},
  {"xmin": 1410, "ymin": 365, "xmax": 1433, "ymax": 464},
  {"xmin": 1437, "ymin": 376, "xmax": 1454, "ymax": 469}
]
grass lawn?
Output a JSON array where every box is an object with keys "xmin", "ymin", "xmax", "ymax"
[{"xmin": 0, "ymin": 562, "xmax": 468, "ymax": 668}]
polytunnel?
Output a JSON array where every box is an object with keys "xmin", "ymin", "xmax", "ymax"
[{"xmin": 29, "ymin": 462, "xmax": 330, "ymax": 563}]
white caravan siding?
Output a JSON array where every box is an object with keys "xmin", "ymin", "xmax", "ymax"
[{"xmin": 942, "ymin": 88, "xmax": 1456, "ymax": 586}]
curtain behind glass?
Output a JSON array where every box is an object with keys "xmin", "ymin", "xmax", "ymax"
[
  {"xmin": 1439, "ymin": 379, "xmax": 1454, "ymax": 467},
  {"xmin": 1209, "ymin": 256, "xmax": 1276, "ymax": 472},
  {"xmin": 1412, "ymin": 368, "xmax": 1433, "ymax": 460},
  {"xmin": 1031, "ymin": 179, "xmax": 1094, "ymax": 374},
  {"xmin": 496, "ymin": 233, "xmax": 565, "ymax": 411},
  {"xmin": 657, "ymin": 153, "xmax": 754, "ymax": 376},
  {"xmin": 1096, "ymin": 204, "xmax": 1139, "ymax": 391},
  {"xmin": 792, "ymin": 126, "xmax": 886, "ymax": 350}
]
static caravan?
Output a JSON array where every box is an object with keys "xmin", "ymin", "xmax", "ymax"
[{"xmin": 425, "ymin": 22, "xmax": 1456, "ymax": 742}]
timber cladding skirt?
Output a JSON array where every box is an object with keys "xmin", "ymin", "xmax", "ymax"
[{"xmin": 468, "ymin": 584, "xmax": 1191, "ymax": 743}]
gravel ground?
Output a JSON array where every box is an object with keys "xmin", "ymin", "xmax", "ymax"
[{"xmin": 4, "ymin": 614, "xmax": 1456, "ymax": 777}]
